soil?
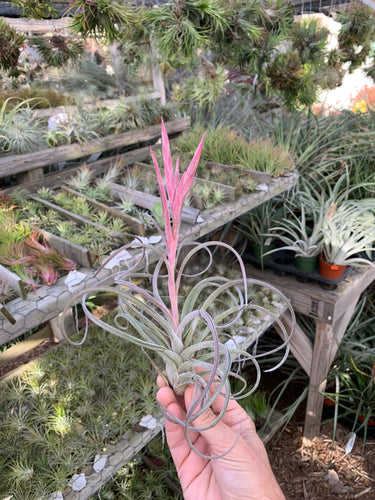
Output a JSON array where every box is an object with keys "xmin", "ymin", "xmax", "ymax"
[{"xmin": 1, "ymin": 340, "xmax": 374, "ymax": 499}]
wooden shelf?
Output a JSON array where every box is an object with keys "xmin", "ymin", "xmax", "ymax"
[{"xmin": 0, "ymin": 173, "xmax": 297, "ymax": 344}]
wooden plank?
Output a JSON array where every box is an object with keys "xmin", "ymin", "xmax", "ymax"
[
  {"xmin": 3, "ymin": 16, "xmax": 71, "ymax": 33},
  {"xmin": 274, "ymin": 313, "xmax": 313, "ymax": 377},
  {"xmin": 0, "ymin": 325, "xmax": 51, "ymax": 368},
  {"xmin": 41, "ymin": 230, "xmax": 92, "ymax": 268},
  {"xmin": 0, "ymin": 306, "xmax": 16, "ymax": 325},
  {"xmin": 16, "ymin": 168, "xmax": 44, "ymax": 185},
  {"xmin": 0, "ymin": 118, "xmax": 191, "ymax": 178},
  {"xmin": 109, "ymin": 183, "xmax": 200, "ymax": 225},
  {"xmin": 0, "ymin": 174, "xmax": 297, "ymax": 344},
  {"xmin": 61, "ymin": 186, "xmax": 146, "ymax": 237},
  {"xmin": 33, "ymin": 92, "xmax": 162, "ymax": 118},
  {"xmin": 206, "ymin": 161, "xmax": 273, "ymax": 183},
  {"xmin": 304, "ymin": 321, "xmax": 334, "ymax": 441},
  {"xmin": 0, "ymin": 264, "xmax": 26, "ymax": 299}
]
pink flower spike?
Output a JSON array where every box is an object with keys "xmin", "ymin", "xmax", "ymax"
[
  {"xmin": 176, "ymin": 133, "xmax": 205, "ymax": 207},
  {"xmin": 150, "ymin": 147, "xmax": 172, "ymax": 247},
  {"xmin": 161, "ymin": 120, "xmax": 175, "ymax": 204}
]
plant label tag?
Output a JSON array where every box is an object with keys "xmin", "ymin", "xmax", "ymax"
[
  {"xmin": 69, "ymin": 473, "xmax": 87, "ymax": 491},
  {"xmin": 65, "ymin": 270, "xmax": 86, "ymax": 291},
  {"xmin": 139, "ymin": 415, "xmax": 158, "ymax": 429},
  {"xmin": 345, "ymin": 432, "xmax": 356, "ymax": 454},
  {"xmin": 104, "ymin": 249, "xmax": 132, "ymax": 269},
  {"xmin": 93, "ymin": 454, "xmax": 108, "ymax": 473}
]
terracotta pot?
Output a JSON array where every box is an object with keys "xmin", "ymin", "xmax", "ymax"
[{"xmin": 319, "ymin": 254, "xmax": 346, "ymax": 279}]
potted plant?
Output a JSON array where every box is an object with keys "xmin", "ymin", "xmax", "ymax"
[
  {"xmin": 320, "ymin": 202, "xmax": 375, "ymax": 279},
  {"xmin": 266, "ymin": 186, "xmax": 325, "ymax": 272},
  {"xmin": 235, "ymin": 199, "xmax": 285, "ymax": 267}
]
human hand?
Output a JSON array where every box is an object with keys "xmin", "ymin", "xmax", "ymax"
[{"xmin": 157, "ymin": 376, "xmax": 285, "ymax": 500}]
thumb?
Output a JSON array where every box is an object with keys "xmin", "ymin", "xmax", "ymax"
[{"xmin": 184, "ymin": 385, "xmax": 241, "ymax": 456}]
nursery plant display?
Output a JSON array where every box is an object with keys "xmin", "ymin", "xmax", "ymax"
[
  {"xmin": 0, "ymin": 193, "xmax": 77, "ymax": 294},
  {"xmin": 0, "ymin": 313, "xmax": 160, "ymax": 499},
  {"xmin": 175, "ymin": 125, "xmax": 295, "ymax": 178},
  {"xmin": 62, "ymin": 121, "xmax": 295, "ymax": 459},
  {"xmin": 10, "ymin": 189, "xmax": 128, "ymax": 268}
]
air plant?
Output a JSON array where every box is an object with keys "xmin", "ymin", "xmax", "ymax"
[{"xmin": 63, "ymin": 121, "xmax": 294, "ymax": 458}]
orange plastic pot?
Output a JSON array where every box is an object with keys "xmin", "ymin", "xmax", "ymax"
[{"xmin": 319, "ymin": 254, "xmax": 346, "ymax": 280}]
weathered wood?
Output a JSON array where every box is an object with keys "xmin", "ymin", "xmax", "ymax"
[
  {"xmin": 0, "ymin": 118, "xmax": 191, "ymax": 179},
  {"xmin": 275, "ymin": 313, "xmax": 313, "ymax": 377},
  {"xmin": 246, "ymin": 264, "xmax": 375, "ymax": 325},
  {"xmin": 4, "ymin": 143, "xmax": 162, "ymax": 194},
  {"xmin": 61, "ymin": 186, "xmax": 146, "ymax": 237},
  {"xmin": 50, "ymin": 308, "xmax": 75, "ymax": 342},
  {"xmin": 304, "ymin": 321, "xmax": 334, "ymax": 441},
  {"xmin": 0, "ymin": 306, "xmax": 16, "ymax": 326},
  {"xmin": 0, "ymin": 325, "xmax": 51, "ymax": 370},
  {"xmin": 0, "ymin": 174, "xmax": 297, "ymax": 344},
  {"xmin": 0, "ymin": 264, "xmax": 26, "ymax": 299},
  {"xmin": 109, "ymin": 183, "xmax": 200, "ymax": 225},
  {"xmin": 206, "ymin": 161, "xmax": 273, "ymax": 183},
  {"xmin": 33, "ymin": 92, "xmax": 162, "ymax": 118},
  {"xmin": 4, "ymin": 16, "xmax": 70, "ymax": 33},
  {"xmin": 16, "ymin": 168, "xmax": 44, "ymax": 185},
  {"xmin": 41, "ymin": 230, "xmax": 92, "ymax": 268}
]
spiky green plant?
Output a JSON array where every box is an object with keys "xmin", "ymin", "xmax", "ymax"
[
  {"xmin": 11, "ymin": 0, "xmax": 58, "ymax": 19},
  {"xmin": 31, "ymin": 35, "xmax": 84, "ymax": 67},
  {"xmin": 0, "ymin": 99, "xmax": 45, "ymax": 153},
  {"xmin": 145, "ymin": 0, "xmax": 228, "ymax": 59},
  {"xmin": 0, "ymin": 18, "xmax": 25, "ymax": 74},
  {"xmin": 63, "ymin": 121, "xmax": 294, "ymax": 458},
  {"xmin": 337, "ymin": 2, "xmax": 375, "ymax": 70},
  {"xmin": 66, "ymin": 0, "xmax": 142, "ymax": 41}
]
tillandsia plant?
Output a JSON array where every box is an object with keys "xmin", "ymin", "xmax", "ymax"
[{"xmin": 62, "ymin": 121, "xmax": 294, "ymax": 457}]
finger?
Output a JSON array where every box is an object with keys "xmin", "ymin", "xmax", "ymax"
[{"xmin": 157, "ymin": 374, "xmax": 167, "ymax": 389}]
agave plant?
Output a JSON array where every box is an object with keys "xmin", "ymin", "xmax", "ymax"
[{"xmin": 63, "ymin": 121, "xmax": 294, "ymax": 457}]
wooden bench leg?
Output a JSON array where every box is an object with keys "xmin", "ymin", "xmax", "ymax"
[
  {"xmin": 304, "ymin": 296, "xmax": 361, "ymax": 440},
  {"xmin": 49, "ymin": 307, "xmax": 76, "ymax": 343}
]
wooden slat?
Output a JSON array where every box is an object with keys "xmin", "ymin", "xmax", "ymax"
[
  {"xmin": 0, "ymin": 264, "xmax": 26, "ymax": 299},
  {"xmin": 0, "ymin": 118, "xmax": 190, "ymax": 178},
  {"xmin": 109, "ymin": 183, "xmax": 200, "ymax": 225},
  {"xmin": 33, "ymin": 92, "xmax": 162, "ymax": 118},
  {"xmin": 41, "ymin": 230, "xmax": 92, "ymax": 268},
  {"xmin": 4, "ymin": 143, "xmax": 161, "ymax": 194},
  {"xmin": 275, "ymin": 313, "xmax": 313, "ymax": 377},
  {"xmin": 61, "ymin": 186, "xmax": 146, "ymax": 237},
  {"xmin": 0, "ymin": 174, "xmax": 298, "ymax": 344}
]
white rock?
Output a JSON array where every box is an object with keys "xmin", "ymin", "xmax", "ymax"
[
  {"xmin": 93, "ymin": 454, "xmax": 108, "ymax": 473},
  {"xmin": 69, "ymin": 473, "xmax": 87, "ymax": 491},
  {"xmin": 139, "ymin": 415, "xmax": 158, "ymax": 429},
  {"xmin": 48, "ymin": 492, "xmax": 64, "ymax": 500}
]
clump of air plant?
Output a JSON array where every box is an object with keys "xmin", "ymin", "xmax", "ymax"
[
  {"xmin": 0, "ymin": 228, "xmax": 77, "ymax": 290},
  {"xmin": 63, "ymin": 121, "xmax": 294, "ymax": 457}
]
